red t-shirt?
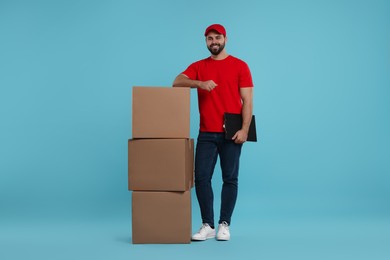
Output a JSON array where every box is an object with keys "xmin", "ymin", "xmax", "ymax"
[{"xmin": 182, "ymin": 55, "xmax": 253, "ymax": 132}]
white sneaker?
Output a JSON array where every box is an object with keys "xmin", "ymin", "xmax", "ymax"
[
  {"xmin": 191, "ymin": 223, "xmax": 216, "ymax": 241},
  {"xmin": 216, "ymin": 221, "xmax": 230, "ymax": 241}
]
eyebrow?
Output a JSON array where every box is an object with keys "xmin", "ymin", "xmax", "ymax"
[{"xmin": 207, "ymin": 35, "xmax": 222, "ymax": 39}]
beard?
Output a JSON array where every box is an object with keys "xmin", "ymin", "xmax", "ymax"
[{"xmin": 207, "ymin": 42, "xmax": 225, "ymax": 55}]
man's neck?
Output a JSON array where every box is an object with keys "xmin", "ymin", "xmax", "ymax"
[{"xmin": 210, "ymin": 51, "xmax": 229, "ymax": 60}]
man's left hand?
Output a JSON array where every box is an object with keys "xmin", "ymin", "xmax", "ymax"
[{"xmin": 232, "ymin": 129, "xmax": 248, "ymax": 144}]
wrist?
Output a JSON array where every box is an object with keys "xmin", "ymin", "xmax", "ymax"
[
  {"xmin": 241, "ymin": 126, "xmax": 249, "ymax": 133},
  {"xmin": 194, "ymin": 80, "xmax": 202, "ymax": 88}
]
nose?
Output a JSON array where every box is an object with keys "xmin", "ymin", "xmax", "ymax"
[{"xmin": 211, "ymin": 39, "xmax": 218, "ymax": 45}]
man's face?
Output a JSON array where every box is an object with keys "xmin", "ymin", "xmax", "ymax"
[{"xmin": 206, "ymin": 31, "xmax": 226, "ymax": 55}]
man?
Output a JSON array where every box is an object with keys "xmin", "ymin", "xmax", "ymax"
[{"xmin": 173, "ymin": 24, "xmax": 254, "ymax": 241}]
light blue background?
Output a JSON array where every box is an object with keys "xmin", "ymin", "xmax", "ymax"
[{"xmin": 1, "ymin": 0, "xmax": 389, "ymax": 259}]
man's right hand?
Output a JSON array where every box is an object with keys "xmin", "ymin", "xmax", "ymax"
[{"xmin": 199, "ymin": 80, "xmax": 217, "ymax": 92}]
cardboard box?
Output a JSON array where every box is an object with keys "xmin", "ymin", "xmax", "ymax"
[
  {"xmin": 132, "ymin": 86, "xmax": 190, "ymax": 138},
  {"xmin": 128, "ymin": 138, "xmax": 194, "ymax": 191},
  {"xmin": 132, "ymin": 191, "xmax": 191, "ymax": 244}
]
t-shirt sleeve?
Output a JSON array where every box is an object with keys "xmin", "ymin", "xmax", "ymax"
[
  {"xmin": 181, "ymin": 62, "xmax": 198, "ymax": 80},
  {"xmin": 239, "ymin": 61, "xmax": 254, "ymax": 88}
]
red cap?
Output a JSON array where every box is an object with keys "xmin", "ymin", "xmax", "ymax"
[{"xmin": 204, "ymin": 24, "xmax": 226, "ymax": 37}]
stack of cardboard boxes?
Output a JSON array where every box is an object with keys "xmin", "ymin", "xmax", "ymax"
[{"xmin": 128, "ymin": 86, "xmax": 194, "ymax": 244}]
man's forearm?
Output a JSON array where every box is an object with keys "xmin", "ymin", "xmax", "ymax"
[
  {"xmin": 239, "ymin": 87, "xmax": 253, "ymax": 134},
  {"xmin": 241, "ymin": 101, "xmax": 253, "ymax": 133},
  {"xmin": 173, "ymin": 74, "xmax": 200, "ymax": 88}
]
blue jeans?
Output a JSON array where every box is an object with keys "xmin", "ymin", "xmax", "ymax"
[{"xmin": 194, "ymin": 132, "xmax": 243, "ymax": 227}]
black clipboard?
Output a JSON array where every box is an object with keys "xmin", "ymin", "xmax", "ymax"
[{"xmin": 224, "ymin": 113, "xmax": 257, "ymax": 142}]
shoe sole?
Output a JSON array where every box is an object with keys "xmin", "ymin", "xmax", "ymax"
[
  {"xmin": 191, "ymin": 235, "xmax": 216, "ymax": 241},
  {"xmin": 216, "ymin": 235, "xmax": 230, "ymax": 241}
]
